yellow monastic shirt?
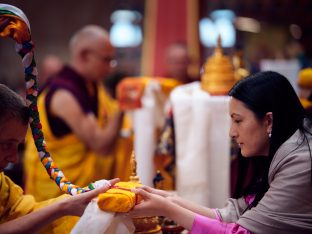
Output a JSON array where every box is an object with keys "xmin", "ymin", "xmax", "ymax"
[
  {"xmin": 24, "ymin": 84, "xmax": 133, "ymax": 201},
  {"xmin": 0, "ymin": 172, "xmax": 78, "ymax": 233}
]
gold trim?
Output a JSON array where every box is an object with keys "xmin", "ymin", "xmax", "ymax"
[
  {"xmin": 141, "ymin": 0, "xmax": 157, "ymax": 75},
  {"xmin": 187, "ymin": 0, "xmax": 200, "ymax": 78}
]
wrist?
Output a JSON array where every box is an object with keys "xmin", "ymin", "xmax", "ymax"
[
  {"xmin": 160, "ymin": 198, "xmax": 173, "ymax": 216},
  {"xmin": 56, "ymin": 197, "xmax": 71, "ymax": 216},
  {"xmin": 168, "ymin": 194, "xmax": 179, "ymax": 204}
]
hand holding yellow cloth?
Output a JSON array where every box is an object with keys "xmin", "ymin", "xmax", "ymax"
[{"xmin": 97, "ymin": 181, "xmax": 142, "ymax": 213}]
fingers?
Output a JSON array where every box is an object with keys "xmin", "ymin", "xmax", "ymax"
[
  {"xmin": 140, "ymin": 185, "xmax": 153, "ymax": 192},
  {"xmin": 109, "ymin": 178, "xmax": 120, "ymax": 186},
  {"xmin": 135, "ymin": 185, "xmax": 154, "ymax": 194},
  {"xmin": 82, "ymin": 178, "xmax": 120, "ymax": 198},
  {"xmin": 86, "ymin": 188, "xmax": 106, "ymax": 198},
  {"xmin": 92, "ymin": 179, "xmax": 111, "ymax": 188},
  {"xmin": 128, "ymin": 198, "xmax": 161, "ymax": 218},
  {"xmin": 142, "ymin": 186, "xmax": 168, "ymax": 197},
  {"xmin": 128, "ymin": 203, "xmax": 147, "ymax": 217},
  {"xmin": 133, "ymin": 188, "xmax": 151, "ymax": 200},
  {"xmin": 83, "ymin": 183, "xmax": 110, "ymax": 199}
]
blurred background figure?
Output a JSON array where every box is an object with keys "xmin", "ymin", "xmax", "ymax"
[
  {"xmin": 24, "ymin": 25, "xmax": 132, "ymax": 201},
  {"xmin": 163, "ymin": 42, "xmax": 199, "ymax": 84},
  {"xmin": 38, "ymin": 54, "xmax": 63, "ymax": 88},
  {"xmin": 297, "ymin": 68, "xmax": 312, "ymax": 115},
  {"xmin": 285, "ymin": 40, "xmax": 310, "ymax": 69},
  {"xmin": 153, "ymin": 43, "xmax": 199, "ymax": 191}
]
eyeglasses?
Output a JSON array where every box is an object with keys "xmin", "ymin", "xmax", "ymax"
[{"xmin": 87, "ymin": 50, "xmax": 117, "ymax": 67}]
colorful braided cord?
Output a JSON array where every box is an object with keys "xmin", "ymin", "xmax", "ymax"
[{"xmin": 0, "ymin": 4, "xmax": 95, "ymax": 195}]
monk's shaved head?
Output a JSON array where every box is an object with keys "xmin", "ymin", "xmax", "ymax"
[
  {"xmin": 69, "ymin": 25, "xmax": 109, "ymax": 58},
  {"xmin": 67, "ymin": 25, "xmax": 115, "ymax": 81}
]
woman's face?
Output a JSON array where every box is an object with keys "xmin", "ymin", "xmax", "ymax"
[
  {"xmin": 0, "ymin": 118, "xmax": 28, "ymax": 172},
  {"xmin": 229, "ymin": 97, "xmax": 271, "ymax": 157}
]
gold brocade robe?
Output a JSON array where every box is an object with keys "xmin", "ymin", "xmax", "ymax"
[{"xmin": 0, "ymin": 172, "xmax": 78, "ymax": 233}]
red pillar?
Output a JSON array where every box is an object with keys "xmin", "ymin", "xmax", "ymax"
[{"xmin": 141, "ymin": 0, "xmax": 200, "ymax": 78}]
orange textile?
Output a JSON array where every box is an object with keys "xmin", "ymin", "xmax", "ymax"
[
  {"xmin": 117, "ymin": 77, "xmax": 180, "ymax": 110},
  {"xmin": 117, "ymin": 78, "xmax": 145, "ymax": 110},
  {"xmin": 97, "ymin": 181, "xmax": 142, "ymax": 213}
]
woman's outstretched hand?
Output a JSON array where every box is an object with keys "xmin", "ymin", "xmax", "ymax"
[
  {"xmin": 128, "ymin": 188, "xmax": 169, "ymax": 217},
  {"xmin": 135, "ymin": 185, "xmax": 174, "ymax": 198},
  {"xmin": 128, "ymin": 187, "xmax": 196, "ymax": 231}
]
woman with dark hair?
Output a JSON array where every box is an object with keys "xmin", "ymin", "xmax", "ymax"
[{"xmin": 128, "ymin": 71, "xmax": 312, "ymax": 233}]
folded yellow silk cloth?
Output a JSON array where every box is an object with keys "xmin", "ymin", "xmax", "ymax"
[{"xmin": 97, "ymin": 181, "xmax": 142, "ymax": 213}]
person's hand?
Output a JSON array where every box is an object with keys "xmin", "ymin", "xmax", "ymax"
[
  {"xmin": 128, "ymin": 188, "xmax": 170, "ymax": 217},
  {"xmin": 139, "ymin": 185, "xmax": 177, "ymax": 200},
  {"xmin": 127, "ymin": 188, "xmax": 197, "ymax": 231},
  {"xmin": 136, "ymin": 185, "xmax": 173, "ymax": 198},
  {"xmin": 61, "ymin": 178, "xmax": 120, "ymax": 216}
]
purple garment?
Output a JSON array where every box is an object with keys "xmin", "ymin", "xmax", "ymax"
[
  {"xmin": 42, "ymin": 65, "xmax": 99, "ymax": 137},
  {"xmin": 191, "ymin": 214, "xmax": 250, "ymax": 234}
]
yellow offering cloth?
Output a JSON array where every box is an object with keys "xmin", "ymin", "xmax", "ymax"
[
  {"xmin": 72, "ymin": 181, "xmax": 140, "ymax": 234},
  {"xmin": 0, "ymin": 172, "xmax": 78, "ymax": 233},
  {"xmin": 97, "ymin": 181, "xmax": 142, "ymax": 213},
  {"xmin": 24, "ymin": 84, "xmax": 133, "ymax": 201}
]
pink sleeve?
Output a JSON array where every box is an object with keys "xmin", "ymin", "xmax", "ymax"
[
  {"xmin": 191, "ymin": 214, "xmax": 251, "ymax": 234},
  {"xmin": 212, "ymin": 209, "xmax": 222, "ymax": 221}
]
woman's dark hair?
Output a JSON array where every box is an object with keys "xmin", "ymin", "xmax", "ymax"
[
  {"xmin": 229, "ymin": 71, "xmax": 308, "ymax": 208},
  {"xmin": 0, "ymin": 84, "xmax": 29, "ymax": 125}
]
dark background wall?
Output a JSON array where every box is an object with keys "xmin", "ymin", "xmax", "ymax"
[
  {"xmin": 0, "ymin": 0, "xmax": 311, "ymax": 89},
  {"xmin": 0, "ymin": 0, "xmax": 144, "ymax": 88}
]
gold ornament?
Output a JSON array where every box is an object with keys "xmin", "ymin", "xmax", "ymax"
[{"xmin": 201, "ymin": 35, "xmax": 236, "ymax": 95}]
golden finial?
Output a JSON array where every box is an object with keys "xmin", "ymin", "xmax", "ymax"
[
  {"xmin": 215, "ymin": 34, "xmax": 223, "ymax": 56},
  {"xmin": 201, "ymin": 35, "xmax": 236, "ymax": 95},
  {"xmin": 129, "ymin": 151, "xmax": 140, "ymax": 183},
  {"xmin": 217, "ymin": 34, "xmax": 221, "ymax": 47}
]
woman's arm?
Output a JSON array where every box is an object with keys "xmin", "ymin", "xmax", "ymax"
[
  {"xmin": 169, "ymin": 195, "xmax": 216, "ymax": 219},
  {"xmin": 138, "ymin": 186, "xmax": 216, "ymax": 219},
  {"xmin": 130, "ymin": 188, "xmax": 251, "ymax": 233}
]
